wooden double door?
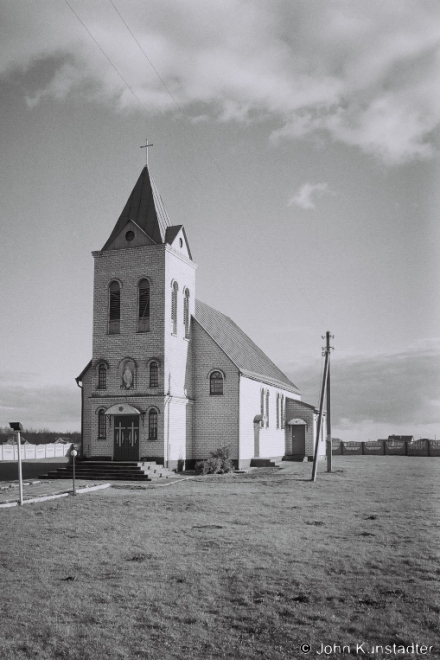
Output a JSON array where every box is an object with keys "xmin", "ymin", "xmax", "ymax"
[{"xmin": 114, "ymin": 415, "xmax": 139, "ymax": 461}]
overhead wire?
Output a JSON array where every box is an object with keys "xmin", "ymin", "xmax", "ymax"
[
  {"xmin": 63, "ymin": 0, "xmax": 202, "ymax": 186},
  {"xmin": 64, "ymin": 0, "xmax": 254, "ymax": 219},
  {"xmin": 109, "ymin": 0, "xmax": 254, "ymax": 218}
]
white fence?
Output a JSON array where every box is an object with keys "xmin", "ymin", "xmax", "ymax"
[{"xmin": 0, "ymin": 443, "xmax": 72, "ymax": 461}]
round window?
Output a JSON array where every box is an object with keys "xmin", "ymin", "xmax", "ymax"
[{"xmin": 125, "ymin": 230, "xmax": 135, "ymax": 241}]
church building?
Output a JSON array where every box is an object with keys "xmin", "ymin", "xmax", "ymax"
[{"xmin": 76, "ymin": 165, "xmax": 325, "ymax": 468}]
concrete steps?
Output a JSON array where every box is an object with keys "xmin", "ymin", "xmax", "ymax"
[
  {"xmin": 282, "ymin": 455, "xmax": 308, "ymax": 462},
  {"xmin": 250, "ymin": 458, "xmax": 278, "ymax": 467},
  {"xmin": 40, "ymin": 461, "xmax": 176, "ymax": 482}
]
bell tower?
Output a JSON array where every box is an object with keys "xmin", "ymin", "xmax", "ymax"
[{"xmin": 77, "ymin": 166, "xmax": 196, "ymax": 468}]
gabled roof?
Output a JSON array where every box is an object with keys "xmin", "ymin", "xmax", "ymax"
[
  {"xmin": 76, "ymin": 359, "xmax": 92, "ymax": 383},
  {"xmin": 165, "ymin": 225, "xmax": 182, "ymax": 244},
  {"xmin": 102, "ymin": 166, "xmax": 171, "ymax": 250},
  {"xmin": 165, "ymin": 225, "xmax": 193, "ymax": 260},
  {"xmin": 194, "ymin": 300, "xmax": 300, "ymax": 394}
]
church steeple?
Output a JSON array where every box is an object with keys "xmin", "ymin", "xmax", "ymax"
[{"xmin": 102, "ymin": 166, "xmax": 172, "ymax": 250}]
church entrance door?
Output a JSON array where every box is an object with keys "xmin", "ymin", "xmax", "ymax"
[
  {"xmin": 291, "ymin": 425, "xmax": 305, "ymax": 455},
  {"xmin": 114, "ymin": 415, "xmax": 139, "ymax": 461}
]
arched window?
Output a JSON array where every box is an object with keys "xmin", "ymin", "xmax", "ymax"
[
  {"xmin": 210, "ymin": 371, "xmax": 224, "ymax": 395},
  {"xmin": 149, "ymin": 361, "xmax": 159, "ymax": 388},
  {"xmin": 260, "ymin": 389, "xmax": 265, "ymax": 428},
  {"xmin": 266, "ymin": 390, "xmax": 270, "ymax": 427},
  {"xmin": 183, "ymin": 289, "xmax": 190, "ymax": 338},
  {"xmin": 98, "ymin": 409, "xmax": 106, "ymax": 439},
  {"xmin": 138, "ymin": 279, "xmax": 150, "ymax": 332},
  {"xmin": 171, "ymin": 281, "xmax": 178, "ymax": 335},
  {"xmin": 148, "ymin": 409, "xmax": 158, "ymax": 440},
  {"xmin": 276, "ymin": 393, "xmax": 280, "ymax": 429},
  {"xmin": 108, "ymin": 281, "xmax": 120, "ymax": 334},
  {"xmin": 97, "ymin": 364, "xmax": 107, "ymax": 390}
]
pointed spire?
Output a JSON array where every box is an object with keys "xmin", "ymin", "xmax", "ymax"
[{"xmin": 102, "ymin": 166, "xmax": 172, "ymax": 250}]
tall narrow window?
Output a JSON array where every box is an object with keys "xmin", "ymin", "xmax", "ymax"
[
  {"xmin": 149, "ymin": 361, "xmax": 159, "ymax": 388},
  {"xmin": 98, "ymin": 409, "xmax": 106, "ymax": 439},
  {"xmin": 138, "ymin": 279, "xmax": 150, "ymax": 332},
  {"xmin": 171, "ymin": 281, "xmax": 178, "ymax": 335},
  {"xmin": 260, "ymin": 389, "xmax": 264, "ymax": 428},
  {"xmin": 281, "ymin": 395, "xmax": 285, "ymax": 429},
  {"xmin": 210, "ymin": 371, "xmax": 224, "ymax": 395},
  {"xmin": 109, "ymin": 281, "xmax": 120, "ymax": 334},
  {"xmin": 149, "ymin": 409, "xmax": 158, "ymax": 440},
  {"xmin": 183, "ymin": 289, "xmax": 190, "ymax": 338},
  {"xmin": 97, "ymin": 364, "xmax": 107, "ymax": 390},
  {"xmin": 266, "ymin": 390, "xmax": 270, "ymax": 427},
  {"xmin": 276, "ymin": 393, "xmax": 280, "ymax": 429}
]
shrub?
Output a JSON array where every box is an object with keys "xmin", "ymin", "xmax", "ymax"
[{"xmin": 194, "ymin": 445, "xmax": 235, "ymax": 475}]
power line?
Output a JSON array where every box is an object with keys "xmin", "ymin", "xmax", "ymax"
[
  {"xmin": 109, "ymin": 0, "xmax": 186, "ymax": 116},
  {"xmin": 109, "ymin": 0, "xmax": 247, "ymax": 194},
  {"xmin": 67, "ymin": 0, "xmax": 252, "ymax": 218},
  {"xmin": 63, "ymin": 0, "xmax": 201, "ymax": 187}
]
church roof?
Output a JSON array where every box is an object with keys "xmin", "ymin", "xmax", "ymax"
[
  {"xmin": 194, "ymin": 300, "xmax": 300, "ymax": 394},
  {"xmin": 102, "ymin": 166, "xmax": 171, "ymax": 250}
]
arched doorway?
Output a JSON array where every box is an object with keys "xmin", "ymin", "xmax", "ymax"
[{"xmin": 105, "ymin": 404, "xmax": 141, "ymax": 461}]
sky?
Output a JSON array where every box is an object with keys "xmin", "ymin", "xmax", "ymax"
[{"xmin": 0, "ymin": 0, "xmax": 439, "ymax": 440}]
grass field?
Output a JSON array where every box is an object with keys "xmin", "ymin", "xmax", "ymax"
[{"xmin": 1, "ymin": 457, "xmax": 439, "ymax": 660}]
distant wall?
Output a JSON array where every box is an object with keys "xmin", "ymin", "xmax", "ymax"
[
  {"xmin": 331, "ymin": 439, "xmax": 440, "ymax": 457},
  {"xmin": 0, "ymin": 443, "xmax": 72, "ymax": 461}
]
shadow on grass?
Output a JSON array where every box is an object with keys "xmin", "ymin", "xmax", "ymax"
[{"xmin": 0, "ymin": 459, "xmax": 69, "ymax": 481}]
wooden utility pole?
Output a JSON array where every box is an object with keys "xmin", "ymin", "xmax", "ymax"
[
  {"xmin": 325, "ymin": 331, "xmax": 334, "ymax": 473},
  {"xmin": 311, "ymin": 332, "xmax": 334, "ymax": 482}
]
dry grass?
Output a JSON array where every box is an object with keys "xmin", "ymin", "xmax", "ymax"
[{"xmin": 1, "ymin": 457, "xmax": 439, "ymax": 659}]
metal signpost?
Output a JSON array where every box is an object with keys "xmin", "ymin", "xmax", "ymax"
[
  {"xmin": 9, "ymin": 422, "xmax": 24, "ymax": 505},
  {"xmin": 71, "ymin": 449, "xmax": 78, "ymax": 495}
]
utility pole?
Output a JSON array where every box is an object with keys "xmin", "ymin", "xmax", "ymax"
[
  {"xmin": 325, "ymin": 331, "xmax": 334, "ymax": 473},
  {"xmin": 311, "ymin": 332, "xmax": 334, "ymax": 482}
]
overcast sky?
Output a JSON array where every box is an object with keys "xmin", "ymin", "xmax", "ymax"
[{"xmin": 0, "ymin": 0, "xmax": 439, "ymax": 440}]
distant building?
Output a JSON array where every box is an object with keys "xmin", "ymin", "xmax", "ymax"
[{"xmin": 388, "ymin": 435, "xmax": 414, "ymax": 443}]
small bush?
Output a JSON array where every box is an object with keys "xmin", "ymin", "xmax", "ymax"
[{"xmin": 195, "ymin": 445, "xmax": 235, "ymax": 475}]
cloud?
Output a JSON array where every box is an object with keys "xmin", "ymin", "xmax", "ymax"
[
  {"xmin": 2, "ymin": 1, "xmax": 440, "ymax": 163},
  {"xmin": 288, "ymin": 182, "xmax": 329, "ymax": 210},
  {"xmin": 0, "ymin": 375, "xmax": 80, "ymax": 432},
  {"xmin": 286, "ymin": 339, "xmax": 440, "ymax": 440}
]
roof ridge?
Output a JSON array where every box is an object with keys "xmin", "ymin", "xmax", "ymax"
[{"xmin": 194, "ymin": 299, "xmax": 299, "ymax": 393}]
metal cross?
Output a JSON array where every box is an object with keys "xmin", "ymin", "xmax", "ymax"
[
  {"xmin": 129, "ymin": 421, "xmax": 137, "ymax": 446},
  {"xmin": 115, "ymin": 421, "xmax": 123, "ymax": 446},
  {"xmin": 140, "ymin": 138, "xmax": 153, "ymax": 165}
]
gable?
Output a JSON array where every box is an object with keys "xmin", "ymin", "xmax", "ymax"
[
  {"xmin": 165, "ymin": 225, "xmax": 192, "ymax": 260},
  {"xmin": 104, "ymin": 219, "xmax": 156, "ymax": 251}
]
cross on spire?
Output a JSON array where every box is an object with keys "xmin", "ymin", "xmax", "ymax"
[{"xmin": 140, "ymin": 138, "xmax": 153, "ymax": 165}]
